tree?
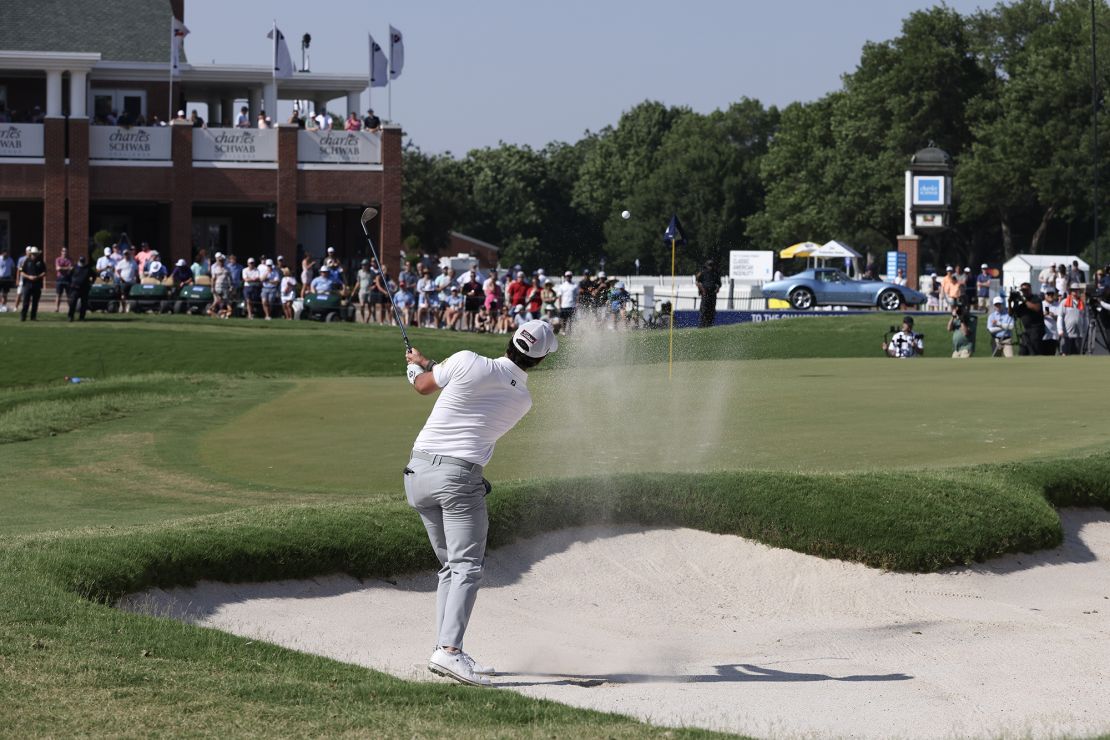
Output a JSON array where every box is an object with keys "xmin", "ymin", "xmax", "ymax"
[{"xmin": 401, "ymin": 144, "xmax": 469, "ymax": 252}]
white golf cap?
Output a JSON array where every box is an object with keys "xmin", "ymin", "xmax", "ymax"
[
  {"xmin": 104, "ymin": 247, "xmax": 112, "ymax": 256},
  {"xmin": 320, "ymin": 265, "xmax": 330, "ymax": 272},
  {"xmin": 327, "ymin": 246, "xmax": 336, "ymax": 253},
  {"xmin": 945, "ymin": 265, "xmax": 953, "ymax": 271},
  {"xmin": 176, "ymin": 259, "xmax": 186, "ymax": 267},
  {"xmin": 981, "ymin": 263, "xmax": 988, "ymax": 269},
  {"xmin": 963, "ymin": 267, "xmax": 971, "ymax": 272},
  {"xmin": 215, "ymin": 252, "xmax": 225, "ymax": 259},
  {"xmin": 992, "ymin": 295, "xmax": 1003, "ymax": 304},
  {"xmin": 512, "ymin": 319, "xmax": 559, "ymax": 358},
  {"xmin": 247, "ymin": 257, "xmax": 256, "ymax": 263},
  {"xmin": 564, "ymin": 270, "xmax": 573, "ymax": 276},
  {"xmin": 265, "ymin": 259, "xmax": 274, "ymax": 266},
  {"xmin": 598, "ymin": 270, "xmax": 606, "ymax": 278},
  {"xmin": 28, "ymin": 246, "xmax": 41, "ymax": 254}
]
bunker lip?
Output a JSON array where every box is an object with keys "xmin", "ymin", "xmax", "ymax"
[{"xmin": 122, "ymin": 511, "xmax": 1110, "ymax": 740}]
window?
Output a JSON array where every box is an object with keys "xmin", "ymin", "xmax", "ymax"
[
  {"xmin": 89, "ymin": 89, "xmax": 146, "ymax": 123},
  {"xmin": 0, "ymin": 212, "xmax": 10, "ymax": 253}
]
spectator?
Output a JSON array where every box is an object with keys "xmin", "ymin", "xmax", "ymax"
[
  {"xmin": 260, "ymin": 258, "xmax": 280, "ymax": 320},
  {"xmin": 416, "ymin": 267, "xmax": 438, "ymax": 327},
  {"xmin": 947, "ymin": 303, "xmax": 976, "ymax": 358},
  {"xmin": 576, "ymin": 269, "xmax": 596, "ymax": 317},
  {"xmin": 987, "ymin": 295, "xmax": 1015, "ymax": 357},
  {"xmin": 482, "ymin": 267, "xmax": 501, "ymax": 297},
  {"xmin": 484, "ymin": 277, "xmax": 504, "ymax": 316},
  {"xmin": 695, "ymin": 260, "xmax": 721, "ymax": 328},
  {"xmin": 0, "ymin": 247, "xmax": 14, "ymax": 309},
  {"xmin": 174, "ymin": 109, "xmax": 186, "ymax": 122},
  {"xmin": 95, "ymin": 247, "xmax": 114, "ymax": 280},
  {"xmin": 170, "ymin": 259, "xmax": 193, "ymax": 288},
  {"xmin": 354, "ymin": 259, "xmax": 375, "ymax": 323},
  {"xmin": 557, "ymin": 270, "xmax": 578, "ymax": 332},
  {"xmin": 1011, "ymin": 282, "xmax": 1046, "ymax": 356},
  {"xmin": 324, "ymin": 247, "xmax": 345, "ymax": 287},
  {"xmin": 14, "ymin": 246, "xmax": 31, "ymax": 310},
  {"xmin": 398, "ymin": 260, "xmax": 419, "ymax": 291},
  {"xmin": 941, "ymin": 266, "xmax": 960, "ymax": 311},
  {"xmin": 959, "ymin": 267, "xmax": 972, "ymax": 305},
  {"xmin": 237, "ymin": 106, "xmax": 250, "ymax": 128},
  {"xmin": 976, "ymin": 264, "xmax": 992, "ymax": 311},
  {"xmin": 1042, "ymin": 287, "xmax": 1061, "ymax": 355},
  {"xmin": 882, "ymin": 316, "xmax": 924, "ymax": 358},
  {"xmin": 372, "ymin": 263, "xmax": 393, "ymax": 324},
  {"xmin": 67, "ymin": 255, "xmax": 95, "ymax": 321},
  {"xmin": 289, "ymin": 109, "xmax": 304, "ymax": 128},
  {"xmin": 1054, "ymin": 265, "xmax": 1068, "ymax": 298},
  {"xmin": 344, "ymin": 112, "xmax": 362, "ymax": 131},
  {"xmin": 363, "ymin": 108, "xmax": 381, "ymax": 131},
  {"xmin": 280, "ymin": 267, "xmax": 297, "ymax": 320},
  {"xmin": 305, "ymin": 114, "xmax": 320, "ymax": 131},
  {"xmin": 926, "ymin": 272, "xmax": 940, "ymax": 311},
  {"xmin": 53, "ymin": 246, "xmax": 73, "ymax": 312},
  {"xmin": 115, "ymin": 249, "xmax": 139, "ymax": 311},
  {"xmin": 300, "ymin": 253, "xmax": 317, "ymax": 299},
  {"xmin": 394, "ymin": 280, "xmax": 416, "ymax": 325},
  {"xmin": 893, "ymin": 268, "xmax": 908, "ymax": 287},
  {"xmin": 506, "ymin": 271, "xmax": 528, "ymax": 309},
  {"xmin": 208, "ymin": 253, "xmax": 231, "ymax": 319},
  {"xmin": 443, "ymin": 285, "xmax": 464, "ymax": 330},
  {"xmin": 609, "ymin": 281, "xmax": 632, "ymax": 325},
  {"xmin": 226, "ymin": 254, "xmax": 243, "ymax": 304},
  {"xmin": 241, "ymin": 258, "xmax": 261, "ymax": 319},
  {"xmin": 1057, "ymin": 283, "xmax": 1087, "ymax": 356},
  {"xmin": 146, "ymin": 251, "xmax": 167, "ymax": 279},
  {"xmin": 1096, "ymin": 267, "xmax": 1108, "ymax": 293},
  {"xmin": 18, "ymin": 246, "xmax": 45, "ymax": 321},
  {"xmin": 257, "ymin": 112, "xmax": 269, "ymax": 129},
  {"xmin": 524, "ymin": 278, "xmax": 543, "ymax": 319},
  {"xmin": 311, "ymin": 266, "xmax": 334, "ymax": 296},
  {"xmin": 1068, "ymin": 260, "xmax": 1086, "ymax": 285},
  {"xmin": 541, "ymin": 278, "xmax": 558, "ymax": 319},
  {"xmin": 460, "ymin": 267, "xmax": 484, "ymax": 331},
  {"xmin": 1038, "ymin": 263, "xmax": 1057, "ymax": 294},
  {"xmin": 191, "ymin": 248, "xmax": 210, "ymax": 279},
  {"xmin": 134, "ymin": 241, "xmax": 152, "ymax": 274}
]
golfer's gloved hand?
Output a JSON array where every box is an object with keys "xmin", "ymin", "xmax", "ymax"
[{"xmin": 406, "ymin": 363, "xmax": 423, "ymax": 385}]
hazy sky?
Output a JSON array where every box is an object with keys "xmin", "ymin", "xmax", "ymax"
[{"xmin": 185, "ymin": 0, "xmax": 989, "ymax": 155}]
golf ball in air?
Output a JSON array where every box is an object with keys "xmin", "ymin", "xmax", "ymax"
[{"xmin": 621, "ymin": 210, "xmax": 631, "ymax": 220}]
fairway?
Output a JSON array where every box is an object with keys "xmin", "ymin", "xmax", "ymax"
[{"xmin": 197, "ymin": 358, "xmax": 1110, "ymax": 495}]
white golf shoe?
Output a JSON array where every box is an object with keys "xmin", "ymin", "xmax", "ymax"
[
  {"xmin": 461, "ymin": 650, "xmax": 495, "ymax": 676},
  {"xmin": 428, "ymin": 648, "xmax": 491, "ymax": 687}
]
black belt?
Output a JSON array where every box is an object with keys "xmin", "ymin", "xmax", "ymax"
[{"xmin": 410, "ymin": 449, "xmax": 482, "ymax": 473}]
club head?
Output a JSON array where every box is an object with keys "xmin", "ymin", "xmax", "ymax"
[{"xmin": 360, "ymin": 207, "xmax": 379, "ymax": 228}]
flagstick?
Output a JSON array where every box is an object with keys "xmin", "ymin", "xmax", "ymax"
[{"xmin": 666, "ymin": 237, "xmax": 674, "ymax": 386}]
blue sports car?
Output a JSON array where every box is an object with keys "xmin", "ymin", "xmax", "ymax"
[{"xmin": 760, "ymin": 268, "xmax": 927, "ymax": 311}]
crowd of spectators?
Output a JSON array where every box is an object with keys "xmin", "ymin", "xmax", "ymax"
[{"xmin": 88, "ymin": 104, "xmax": 382, "ymax": 132}]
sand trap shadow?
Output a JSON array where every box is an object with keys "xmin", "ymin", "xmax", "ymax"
[{"xmin": 494, "ymin": 662, "xmax": 913, "ymax": 688}]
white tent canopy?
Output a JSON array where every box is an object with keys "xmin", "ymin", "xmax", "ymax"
[
  {"xmin": 809, "ymin": 240, "xmax": 863, "ymax": 259},
  {"xmin": 1002, "ymin": 254, "xmax": 1090, "ymax": 290}
]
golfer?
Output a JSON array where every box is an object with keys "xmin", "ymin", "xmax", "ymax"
[{"xmin": 403, "ymin": 319, "xmax": 558, "ymax": 687}]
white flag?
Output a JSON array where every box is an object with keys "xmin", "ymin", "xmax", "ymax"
[
  {"xmin": 389, "ymin": 25, "xmax": 404, "ymax": 80},
  {"xmin": 170, "ymin": 17, "xmax": 190, "ymax": 78},
  {"xmin": 369, "ymin": 33, "xmax": 388, "ymax": 88},
  {"xmin": 267, "ymin": 24, "xmax": 295, "ymax": 79}
]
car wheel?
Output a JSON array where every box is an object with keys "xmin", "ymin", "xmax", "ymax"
[
  {"xmin": 788, "ymin": 288, "xmax": 814, "ymax": 310},
  {"xmin": 325, "ymin": 311, "xmax": 339, "ymax": 323},
  {"xmin": 878, "ymin": 289, "xmax": 901, "ymax": 311}
]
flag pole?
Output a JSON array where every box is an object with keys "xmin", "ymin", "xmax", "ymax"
[
  {"xmin": 669, "ymin": 236, "xmax": 676, "ymax": 381},
  {"xmin": 168, "ymin": 17, "xmax": 174, "ymax": 123},
  {"xmin": 387, "ymin": 50, "xmax": 392, "ymax": 122}
]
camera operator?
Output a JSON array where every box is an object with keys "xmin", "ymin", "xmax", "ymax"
[
  {"xmin": 881, "ymin": 316, "xmax": 924, "ymax": 358},
  {"xmin": 947, "ymin": 301, "xmax": 977, "ymax": 358},
  {"xmin": 1008, "ymin": 282, "xmax": 1045, "ymax": 356}
]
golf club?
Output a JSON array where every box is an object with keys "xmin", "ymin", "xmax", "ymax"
[{"xmin": 359, "ymin": 207, "xmax": 412, "ymax": 351}]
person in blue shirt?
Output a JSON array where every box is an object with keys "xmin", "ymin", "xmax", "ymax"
[
  {"xmin": 987, "ymin": 295, "xmax": 1016, "ymax": 357},
  {"xmin": 311, "ymin": 266, "xmax": 335, "ymax": 295},
  {"xmin": 394, "ymin": 280, "xmax": 416, "ymax": 326},
  {"xmin": 226, "ymin": 254, "xmax": 244, "ymax": 302},
  {"xmin": 0, "ymin": 248, "xmax": 15, "ymax": 309}
]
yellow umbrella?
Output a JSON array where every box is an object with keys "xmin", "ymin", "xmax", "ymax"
[{"xmin": 779, "ymin": 241, "xmax": 820, "ymax": 259}]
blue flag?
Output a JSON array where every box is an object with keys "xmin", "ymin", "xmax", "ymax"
[{"xmin": 663, "ymin": 214, "xmax": 687, "ymax": 246}]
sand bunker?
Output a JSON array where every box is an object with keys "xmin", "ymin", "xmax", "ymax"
[{"xmin": 121, "ymin": 510, "xmax": 1110, "ymax": 739}]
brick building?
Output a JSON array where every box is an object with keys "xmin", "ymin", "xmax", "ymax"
[{"xmin": 0, "ymin": 0, "xmax": 401, "ymax": 279}]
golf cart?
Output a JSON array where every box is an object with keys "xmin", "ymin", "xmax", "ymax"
[
  {"xmin": 126, "ymin": 279, "xmax": 174, "ymax": 313},
  {"xmin": 174, "ymin": 283, "xmax": 214, "ymax": 315},
  {"xmin": 86, "ymin": 280, "xmax": 123, "ymax": 313},
  {"xmin": 301, "ymin": 292, "xmax": 356, "ymax": 322}
]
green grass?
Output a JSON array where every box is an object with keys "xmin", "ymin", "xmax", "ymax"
[{"xmin": 1, "ymin": 312, "xmax": 1109, "ymax": 738}]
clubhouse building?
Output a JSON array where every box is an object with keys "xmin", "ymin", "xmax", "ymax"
[{"xmin": 0, "ymin": 0, "xmax": 401, "ymax": 275}]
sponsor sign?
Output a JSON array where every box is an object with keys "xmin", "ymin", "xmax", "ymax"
[
  {"xmin": 886, "ymin": 251, "xmax": 907, "ymax": 276},
  {"xmin": 297, "ymin": 130, "xmax": 381, "ymax": 164},
  {"xmin": 89, "ymin": 126, "xmax": 170, "ymax": 160},
  {"xmin": 193, "ymin": 128, "xmax": 276, "ymax": 161},
  {"xmin": 728, "ymin": 250, "xmax": 774, "ymax": 282},
  {"xmin": 0, "ymin": 123, "xmax": 44, "ymax": 157},
  {"xmin": 672, "ymin": 308, "xmax": 882, "ymax": 328},
  {"xmin": 912, "ymin": 175, "xmax": 947, "ymax": 206}
]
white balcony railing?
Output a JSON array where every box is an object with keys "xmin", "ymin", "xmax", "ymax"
[
  {"xmin": 89, "ymin": 126, "xmax": 170, "ymax": 161},
  {"xmin": 0, "ymin": 123, "xmax": 44, "ymax": 158}
]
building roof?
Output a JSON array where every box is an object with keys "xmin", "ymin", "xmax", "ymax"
[{"xmin": 0, "ymin": 0, "xmax": 181, "ymax": 64}]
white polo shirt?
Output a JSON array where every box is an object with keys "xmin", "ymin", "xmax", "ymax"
[{"xmin": 413, "ymin": 350, "xmax": 532, "ymax": 466}]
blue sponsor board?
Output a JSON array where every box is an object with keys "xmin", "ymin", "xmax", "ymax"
[
  {"xmin": 673, "ymin": 309, "xmax": 881, "ymax": 328},
  {"xmin": 886, "ymin": 251, "xmax": 907, "ymax": 276},
  {"xmin": 912, "ymin": 175, "xmax": 946, "ymax": 205}
]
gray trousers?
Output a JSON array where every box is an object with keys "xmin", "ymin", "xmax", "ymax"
[{"xmin": 403, "ymin": 454, "xmax": 488, "ymax": 650}]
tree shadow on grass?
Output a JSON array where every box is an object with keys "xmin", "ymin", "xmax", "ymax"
[{"xmin": 493, "ymin": 662, "xmax": 912, "ymax": 688}]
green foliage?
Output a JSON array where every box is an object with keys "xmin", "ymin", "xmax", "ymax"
[{"xmin": 92, "ymin": 230, "xmax": 113, "ymax": 250}]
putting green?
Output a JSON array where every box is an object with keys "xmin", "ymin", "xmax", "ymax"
[{"xmin": 198, "ymin": 357, "xmax": 1110, "ymax": 495}]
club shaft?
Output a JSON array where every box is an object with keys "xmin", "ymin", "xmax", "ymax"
[{"xmin": 360, "ymin": 220, "xmax": 412, "ymax": 351}]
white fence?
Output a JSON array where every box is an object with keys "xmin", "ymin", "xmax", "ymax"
[
  {"xmin": 89, "ymin": 126, "xmax": 170, "ymax": 160},
  {"xmin": 0, "ymin": 123, "xmax": 44, "ymax": 157}
]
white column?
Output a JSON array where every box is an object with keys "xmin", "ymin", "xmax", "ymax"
[
  {"xmin": 46, "ymin": 70, "xmax": 63, "ymax": 117},
  {"xmin": 249, "ymin": 87, "xmax": 263, "ymax": 122},
  {"xmin": 68, "ymin": 70, "xmax": 87, "ymax": 118},
  {"xmin": 262, "ymin": 82, "xmax": 276, "ymax": 123},
  {"xmin": 904, "ymin": 170, "xmax": 914, "ymax": 236},
  {"xmin": 345, "ymin": 91, "xmax": 361, "ymax": 118}
]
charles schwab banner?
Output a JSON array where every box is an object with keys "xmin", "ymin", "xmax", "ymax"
[
  {"xmin": 89, "ymin": 126, "xmax": 171, "ymax": 160},
  {"xmin": 0, "ymin": 124, "xmax": 45, "ymax": 157},
  {"xmin": 297, "ymin": 130, "xmax": 381, "ymax": 164},
  {"xmin": 193, "ymin": 129, "xmax": 277, "ymax": 162}
]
